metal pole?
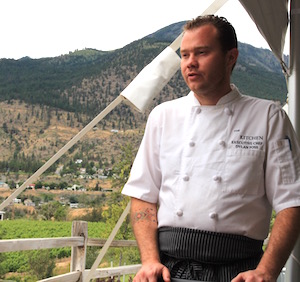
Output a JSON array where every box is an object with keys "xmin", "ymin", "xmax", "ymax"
[
  {"xmin": 288, "ymin": 0, "xmax": 300, "ymax": 136},
  {"xmin": 83, "ymin": 201, "xmax": 131, "ymax": 282},
  {"xmin": 285, "ymin": 0, "xmax": 300, "ymax": 281}
]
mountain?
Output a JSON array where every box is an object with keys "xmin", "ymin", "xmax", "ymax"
[
  {"xmin": 0, "ymin": 21, "xmax": 288, "ymax": 174},
  {"xmin": 0, "ymin": 21, "xmax": 287, "ymax": 111}
]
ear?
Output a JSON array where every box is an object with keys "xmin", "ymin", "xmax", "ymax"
[{"xmin": 227, "ymin": 48, "xmax": 239, "ymax": 65}]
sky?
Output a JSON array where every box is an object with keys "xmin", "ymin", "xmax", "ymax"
[{"xmin": 0, "ymin": 0, "xmax": 289, "ymax": 60}]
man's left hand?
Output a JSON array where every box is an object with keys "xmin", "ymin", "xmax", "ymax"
[{"xmin": 231, "ymin": 269, "xmax": 275, "ymax": 282}]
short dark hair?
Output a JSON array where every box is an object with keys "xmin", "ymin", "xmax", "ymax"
[{"xmin": 183, "ymin": 15, "xmax": 238, "ymax": 52}]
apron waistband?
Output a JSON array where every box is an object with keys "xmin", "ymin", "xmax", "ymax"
[{"xmin": 158, "ymin": 226, "xmax": 263, "ymax": 263}]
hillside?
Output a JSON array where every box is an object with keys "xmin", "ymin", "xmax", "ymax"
[
  {"xmin": 0, "ymin": 21, "xmax": 288, "ymax": 178},
  {"xmin": 0, "ymin": 21, "xmax": 287, "ymax": 110},
  {"xmin": 0, "ymin": 99, "xmax": 144, "ymax": 188}
]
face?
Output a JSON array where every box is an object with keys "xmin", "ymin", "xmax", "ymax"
[{"xmin": 180, "ymin": 24, "xmax": 238, "ymax": 105}]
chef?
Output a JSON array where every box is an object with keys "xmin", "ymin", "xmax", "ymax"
[{"xmin": 122, "ymin": 15, "xmax": 300, "ymax": 282}]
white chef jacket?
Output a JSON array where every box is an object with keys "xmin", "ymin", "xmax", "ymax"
[{"xmin": 122, "ymin": 85, "xmax": 300, "ymax": 240}]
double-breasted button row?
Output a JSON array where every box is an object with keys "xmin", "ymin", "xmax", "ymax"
[
  {"xmin": 195, "ymin": 107, "xmax": 232, "ymax": 116},
  {"xmin": 176, "ymin": 210, "xmax": 218, "ymax": 219},
  {"xmin": 189, "ymin": 139, "xmax": 225, "ymax": 148}
]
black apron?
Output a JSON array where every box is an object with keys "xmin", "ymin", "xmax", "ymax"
[{"xmin": 159, "ymin": 227, "xmax": 263, "ymax": 282}]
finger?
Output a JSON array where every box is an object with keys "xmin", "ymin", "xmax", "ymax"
[
  {"xmin": 161, "ymin": 266, "xmax": 171, "ymax": 282},
  {"xmin": 231, "ymin": 273, "xmax": 244, "ymax": 282}
]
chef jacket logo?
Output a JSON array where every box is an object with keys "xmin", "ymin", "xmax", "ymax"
[{"xmin": 231, "ymin": 135, "xmax": 263, "ymax": 150}]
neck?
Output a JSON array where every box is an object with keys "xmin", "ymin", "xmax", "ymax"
[{"xmin": 194, "ymin": 84, "xmax": 232, "ymax": 105}]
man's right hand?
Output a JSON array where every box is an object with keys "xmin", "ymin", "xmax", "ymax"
[
  {"xmin": 134, "ymin": 262, "xmax": 171, "ymax": 282},
  {"xmin": 130, "ymin": 198, "xmax": 169, "ymax": 281}
]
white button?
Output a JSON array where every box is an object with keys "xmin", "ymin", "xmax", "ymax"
[
  {"xmin": 213, "ymin": 175, "xmax": 221, "ymax": 182},
  {"xmin": 209, "ymin": 212, "xmax": 217, "ymax": 219},
  {"xmin": 224, "ymin": 108, "xmax": 232, "ymax": 116},
  {"xmin": 218, "ymin": 140, "xmax": 226, "ymax": 147},
  {"xmin": 189, "ymin": 141, "xmax": 195, "ymax": 147},
  {"xmin": 196, "ymin": 108, "xmax": 201, "ymax": 114},
  {"xmin": 177, "ymin": 210, "xmax": 183, "ymax": 217},
  {"xmin": 183, "ymin": 175, "xmax": 190, "ymax": 181}
]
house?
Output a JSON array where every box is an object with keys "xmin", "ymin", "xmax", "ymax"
[
  {"xmin": 69, "ymin": 203, "xmax": 79, "ymax": 208},
  {"xmin": 13, "ymin": 198, "xmax": 22, "ymax": 204},
  {"xmin": 24, "ymin": 199, "xmax": 35, "ymax": 207},
  {"xmin": 27, "ymin": 184, "xmax": 35, "ymax": 190},
  {"xmin": 79, "ymin": 168, "xmax": 86, "ymax": 174},
  {"xmin": 99, "ymin": 175, "xmax": 108, "ymax": 180},
  {"xmin": 67, "ymin": 184, "xmax": 83, "ymax": 191}
]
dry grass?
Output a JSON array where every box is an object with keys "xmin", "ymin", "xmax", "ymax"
[{"xmin": 0, "ymin": 100, "xmax": 144, "ymax": 164}]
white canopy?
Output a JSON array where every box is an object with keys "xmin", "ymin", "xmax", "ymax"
[
  {"xmin": 239, "ymin": 1, "xmax": 300, "ymax": 281},
  {"xmin": 239, "ymin": 0, "xmax": 289, "ymax": 70}
]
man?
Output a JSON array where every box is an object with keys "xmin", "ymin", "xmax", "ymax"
[{"xmin": 122, "ymin": 15, "xmax": 300, "ymax": 282}]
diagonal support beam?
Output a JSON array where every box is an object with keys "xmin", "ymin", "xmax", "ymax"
[{"xmin": 83, "ymin": 201, "xmax": 131, "ymax": 282}]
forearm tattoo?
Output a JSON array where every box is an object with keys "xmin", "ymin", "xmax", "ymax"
[{"xmin": 132, "ymin": 208, "xmax": 157, "ymax": 224}]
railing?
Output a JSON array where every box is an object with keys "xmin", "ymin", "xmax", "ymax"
[
  {"xmin": 0, "ymin": 220, "xmax": 141, "ymax": 282},
  {"xmin": 0, "ymin": 220, "xmax": 288, "ymax": 282},
  {"xmin": 0, "ymin": 190, "xmax": 133, "ymax": 282}
]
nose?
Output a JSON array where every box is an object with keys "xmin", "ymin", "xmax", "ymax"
[{"xmin": 186, "ymin": 54, "xmax": 198, "ymax": 69}]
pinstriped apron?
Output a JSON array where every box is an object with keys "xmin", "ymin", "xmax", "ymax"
[{"xmin": 159, "ymin": 227, "xmax": 263, "ymax": 282}]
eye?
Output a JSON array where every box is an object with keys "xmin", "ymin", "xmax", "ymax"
[
  {"xmin": 196, "ymin": 50, "xmax": 205, "ymax": 56},
  {"xmin": 181, "ymin": 53, "xmax": 189, "ymax": 59}
]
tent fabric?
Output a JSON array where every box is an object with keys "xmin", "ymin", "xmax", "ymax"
[
  {"xmin": 121, "ymin": 46, "xmax": 180, "ymax": 112},
  {"xmin": 238, "ymin": 0, "xmax": 289, "ymax": 71}
]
